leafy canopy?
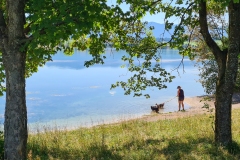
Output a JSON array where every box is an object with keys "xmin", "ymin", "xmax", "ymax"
[{"xmin": 1, "ymin": 0, "xmax": 176, "ymax": 98}]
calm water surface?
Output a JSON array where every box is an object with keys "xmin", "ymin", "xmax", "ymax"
[{"xmin": 0, "ymin": 49, "xmax": 205, "ymax": 131}]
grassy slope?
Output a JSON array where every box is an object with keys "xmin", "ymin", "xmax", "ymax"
[
  {"xmin": 26, "ymin": 109, "xmax": 240, "ymax": 160},
  {"xmin": 5, "ymin": 109, "xmax": 240, "ymax": 159}
]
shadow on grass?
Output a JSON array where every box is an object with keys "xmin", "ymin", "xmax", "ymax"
[
  {"xmin": 227, "ymin": 141, "xmax": 240, "ymax": 155},
  {"xmin": 28, "ymin": 137, "xmax": 240, "ymax": 159},
  {"xmin": 120, "ymin": 136, "xmax": 240, "ymax": 159},
  {"xmin": 27, "ymin": 143, "xmax": 123, "ymax": 160},
  {"xmin": 160, "ymin": 138, "xmax": 240, "ymax": 159}
]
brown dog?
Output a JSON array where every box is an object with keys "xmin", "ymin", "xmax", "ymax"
[
  {"xmin": 156, "ymin": 103, "xmax": 164, "ymax": 109},
  {"xmin": 151, "ymin": 103, "xmax": 164, "ymax": 113}
]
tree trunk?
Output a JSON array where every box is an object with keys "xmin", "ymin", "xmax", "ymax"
[
  {"xmin": 2, "ymin": 0, "xmax": 28, "ymax": 159},
  {"xmin": 214, "ymin": 74, "xmax": 232, "ymax": 145},
  {"xmin": 3, "ymin": 50, "xmax": 27, "ymax": 160}
]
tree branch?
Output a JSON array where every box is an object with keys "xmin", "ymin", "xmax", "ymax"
[
  {"xmin": 198, "ymin": 0, "xmax": 224, "ymax": 60},
  {"xmin": 156, "ymin": 2, "xmax": 195, "ymax": 48}
]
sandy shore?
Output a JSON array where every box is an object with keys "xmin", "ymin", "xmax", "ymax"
[
  {"xmin": 138, "ymin": 94, "xmax": 240, "ymax": 122},
  {"xmin": 29, "ymin": 94, "xmax": 240, "ymax": 132}
]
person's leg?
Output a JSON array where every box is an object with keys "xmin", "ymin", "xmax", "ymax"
[
  {"xmin": 182, "ymin": 101, "xmax": 185, "ymax": 111},
  {"xmin": 178, "ymin": 101, "xmax": 181, "ymax": 111},
  {"xmin": 179, "ymin": 101, "xmax": 183, "ymax": 110}
]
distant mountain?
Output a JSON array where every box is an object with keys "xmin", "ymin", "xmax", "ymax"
[{"xmin": 146, "ymin": 22, "xmax": 175, "ymax": 39}]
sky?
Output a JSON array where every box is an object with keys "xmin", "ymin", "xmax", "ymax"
[
  {"xmin": 107, "ymin": 1, "xmax": 229, "ymax": 25},
  {"xmin": 107, "ymin": 0, "xmax": 167, "ymax": 24}
]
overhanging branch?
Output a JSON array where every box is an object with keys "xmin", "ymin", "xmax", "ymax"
[{"xmin": 199, "ymin": 0, "xmax": 223, "ymax": 59}]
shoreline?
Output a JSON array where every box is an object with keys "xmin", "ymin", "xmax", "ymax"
[
  {"xmin": 28, "ymin": 94, "xmax": 240, "ymax": 133},
  {"xmin": 137, "ymin": 94, "xmax": 240, "ymax": 122}
]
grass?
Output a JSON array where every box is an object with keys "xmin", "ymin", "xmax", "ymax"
[{"xmin": 1, "ymin": 110, "xmax": 240, "ymax": 159}]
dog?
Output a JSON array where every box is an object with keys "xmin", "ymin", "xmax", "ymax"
[
  {"xmin": 151, "ymin": 103, "xmax": 164, "ymax": 113},
  {"xmin": 156, "ymin": 103, "xmax": 164, "ymax": 109}
]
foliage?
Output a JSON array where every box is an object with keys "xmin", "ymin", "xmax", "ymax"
[
  {"xmin": 0, "ymin": 0, "xmax": 177, "ymax": 98},
  {"xmin": 110, "ymin": 21, "xmax": 175, "ymax": 98},
  {"xmin": 188, "ymin": 2, "xmax": 229, "ymax": 95},
  {"xmin": 124, "ymin": 0, "xmax": 236, "ymax": 96},
  {"xmin": 24, "ymin": 0, "xmax": 175, "ymax": 98},
  {"xmin": 1, "ymin": 0, "xmax": 122, "ymax": 96},
  {"xmin": 24, "ymin": 0, "xmax": 119, "ymax": 77},
  {"xmin": 105, "ymin": 0, "xmax": 199, "ymax": 97},
  {"xmin": 196, "ymin": 59, "xmax": 218, "ymax": 94},
  {"xmin": 106, "ymin": 0, "xmax": 200, "ymax": 97},
  {"xmin": 27, "ymin": 109, "xmax": 240, "ymax": 159}
]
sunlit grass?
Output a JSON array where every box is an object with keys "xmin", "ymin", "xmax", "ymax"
[{"xmin": 1, "ymin": 109, "xmax": 240, "ymax": 159}]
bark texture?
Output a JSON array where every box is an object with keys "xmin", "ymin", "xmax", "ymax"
[
  {"xmin": 199, "ymin": 0, "xmax": 240, "ymax": 145},
  {"xmin": 0, "ymin": 0, "xmax": 28, "ymax": 159}
]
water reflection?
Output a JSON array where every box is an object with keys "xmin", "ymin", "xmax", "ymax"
[{"xmin": 0, "ymin": 49, "xmax": 205, "ymax": 130}]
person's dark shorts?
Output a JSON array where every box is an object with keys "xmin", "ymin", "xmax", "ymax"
[{"xmin": 179, "ymin": 96, "xmax": 184, "ymax": 101}]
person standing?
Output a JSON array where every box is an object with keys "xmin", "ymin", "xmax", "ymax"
[{"xmin": 177, "ymin": 86, "xmax": 185, "ymax": 111}]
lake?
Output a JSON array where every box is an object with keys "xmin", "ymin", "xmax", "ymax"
[{"xmin": 0, "ymin": 48, "xmax": 205, "ymax": 131}]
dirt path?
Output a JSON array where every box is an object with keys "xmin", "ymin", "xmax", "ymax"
[{"xmin": 138, "ymin": 94, "xmax": 240, "ymax": 122}]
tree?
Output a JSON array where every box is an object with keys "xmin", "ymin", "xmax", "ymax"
[
  {"xmin": 0, "ymin": 0, "xmax": 167, "ymax": 158},
  {"xmin": 0, "ymin": 0, "xmax": 128, "ymax": 159},
  {"xmin": 0, "ymin": 1, "xmax": 28, "ymax": 159},
  {"xmin": 117, "ymin": 0, "xmax": 240, "ymax": 146}
]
